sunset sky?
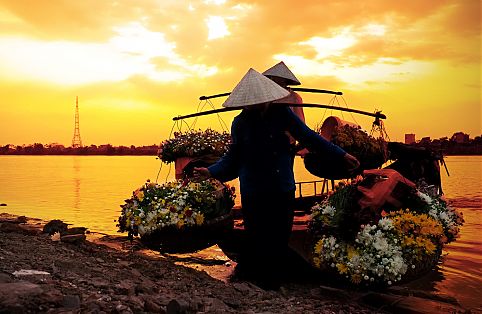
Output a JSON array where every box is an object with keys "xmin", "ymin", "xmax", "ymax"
[{"xmin": 0, "ymin": 0, "xmax": 480, "ymax": 146}]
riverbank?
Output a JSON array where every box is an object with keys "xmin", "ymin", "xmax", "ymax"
[{"xmin": 0, "ymin": 213, "xmax": 472, "ymax": 313}]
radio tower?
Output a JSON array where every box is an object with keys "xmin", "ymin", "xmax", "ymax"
[{"xmin": 71, "ymin": 96, "xmax": 83, "ymax": 148}]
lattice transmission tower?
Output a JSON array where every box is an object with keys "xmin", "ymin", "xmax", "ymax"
[{"xmin": 71, "ymin": 96, "xmax": 83, "ymax": 148}]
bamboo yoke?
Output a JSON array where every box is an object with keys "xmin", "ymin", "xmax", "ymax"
[{"xmin": 172, "ymin": 88, "xmax": 387, "ymax": 121}]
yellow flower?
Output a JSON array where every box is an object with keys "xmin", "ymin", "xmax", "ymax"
[
  {"xmin": 314, "ymin": 239, "xmax": 324, "ymax": 255},
  {"xmin": 177, "ymin": 219, "xmax": 185, "ymax": 229},
  {"xmin": 136, "ymin": 190, "xmax": 144, "ymax": 201},
  {"xmin": 351, "ymin": 274, "xmax": 362, "ymax": 284},
  {"xmin": 336, "ymin": 263, "xmax": 348, "ymax": 274},
  {"xmin": 313, "ymin": 257, "xmax": 321, "ymax": 268},
  {"xmin": 195, "ymin": 213, "xmax": 205, "ymax": 225},
  {"xmin": 347, "ymin": 245, "xmax": 357, "ymax": 260}
]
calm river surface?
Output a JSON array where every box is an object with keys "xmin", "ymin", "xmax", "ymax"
[{"xmin": 0, "ymin": 155, "xmax": 481, "ymax": 309}]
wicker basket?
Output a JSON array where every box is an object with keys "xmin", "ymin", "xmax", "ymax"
[{"xmin": 140, "ymin": 211, "xmax": 234, "ymax": 253}]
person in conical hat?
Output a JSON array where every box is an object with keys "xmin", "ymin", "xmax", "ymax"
[
  {"xmin": 263, "ymin": 61, "xmax": 301, "ymax": 86},
  {"xmin": 221, "ymin": 68, "xmax": 290, "ymax": 109},
  {"xmin": 193, "ymin": 68, "xmax": 359, "ymax": 290},
  {"xmin": 264, "ymin": 61, "xmax": 307, "ymax": 156}
]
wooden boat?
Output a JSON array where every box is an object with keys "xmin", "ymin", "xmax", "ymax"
[{"xmin": 153, "ymin": 87, "xmax": 454, "ymax": 286}]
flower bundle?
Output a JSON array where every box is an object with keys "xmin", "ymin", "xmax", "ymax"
[
  {"xmin": 310, "ymin": 183, "xmax": 463, "ymax": 286},
  {"xmin": 158, "ymin": 129, "xmax": 231, "ymax": 163},
  {"xmin": 117, "ymin": 179, "xmax": 235, "ymax": 238},
  {"xmin": 321, "ymin": 124, "xmax": 387, "ymax": 171}
]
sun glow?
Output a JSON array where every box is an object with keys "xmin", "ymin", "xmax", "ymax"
[
  {"xmin": 206, "ymin": 16, "xmax": 230, "ymax": 40},
  {"xmin": 301, "ymin": 31, "xmax": 358, "ymax": 59},
  {"xmin": 0, "ymin": 23, "xmax": 217, "ymax": 85},
  {"xmin": 363, "ymin": 24, "xmax": 387, "ymax": 36}
]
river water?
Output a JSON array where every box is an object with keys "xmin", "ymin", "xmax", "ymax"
[{"xmin": 0, "ymin": 155, "xmax": 481, "ymax": 309}]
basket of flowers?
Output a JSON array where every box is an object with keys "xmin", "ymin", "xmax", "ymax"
[
  {"xmin": 304, "ymin": 116, "xmax": 387, "ymax": 179},
  {"xmin": 158, "ymin": 129, "xmax": 231, "ymax": 179},
  {"xmin": 117, "ymin": 179, "xmax": 236, "ymax": 252},
  {"xmin": 308, "ymin": 174, "xmax": 464, "ymax": 287}
]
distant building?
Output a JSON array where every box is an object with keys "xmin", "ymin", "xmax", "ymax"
[
  {"xmin": 405, "ymin": 133, "xmax": 416, "ymax": 144},
  {"xmin": 451, "ymin": 132, "xmax": 469, "ymax": 144}
]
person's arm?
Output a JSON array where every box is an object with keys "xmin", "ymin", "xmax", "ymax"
[
  {"xmin": 206, "ymin": 140, "xmax": 240, "ymax": 182},
  {"xmin": 285, "ymin": 108, "xmax": 360, "ymax": 171},
  {"xmin": 286, "ymin": 108, "xmax": 345, "ymax": 157},
  {"xmin": 193, "ymin": 120, "xmax": 241, "ymax": 182}
]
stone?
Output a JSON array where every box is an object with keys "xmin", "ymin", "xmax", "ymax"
[
  {"xmin": 201, "ymin": 297, "xmax": 229, "ymax": 313},
  {"xmin": 144, "ymin": 299, "xmax": 162, "ymax": 312},
  {"xmin": 127, "ymin": 295, "xmax": 145, "ymax": 310},
  {"xmin": 43, "ymin": 220, "xmax": 68, "ymax": 235},
  {"xmin": 117, "ymin": 260, "xmax": 130, "ymax": 267},
  {"xmin": 12, "ymin": 269, "xmax": 50, "ymax": 277},
  {"xmin": 135, "ymin": 279, "xmax": 156, "ymax": 294},
  {"xmin": 130, "ymin": 269, "xmax": 142, "ymax": 278},
  {"xmin": 62, "ymin": 294, "xmax": 81, "ymax": 309},
  {"xmin": 0, "ymin": 282, "xmax": 43, "ymax": 304},
  {"xmin": 61, "ymin": 227, "xmax": 88, "ymax": 235},
  {"xmin": 16, "ymin": 216, "xmax": 27, "ymax": 223},
  {"xmin": 0, "ymin": 222, "xmax": 38, "ymax": 235},
  {"xmin": 114, "ymin": 281, "xmax": 135, "ymax": 296},
  {"xmin": 61, "ymin": 234, "xmax": 86, "ymax": 244},
  {"xmin": 115, "ymin": 304, "xmax": 133, "ymax": 314},
  {"xmin": 223, "ymin": 296, "xmax": 241, "ymax": 308},
  {"xmin": 91, "ymin": 278, "xmax": 110, "ymax": 289},
  {"xmin": 0, "ymin": 272, "xmax": 13, "ymax": 283},
  {"xmin": 39, "ymin": 288, "xmax": 63, "ymax": 306},
  {"xmin": 166, "ymin": 298, "xmax": 191, "ymax": 314}
]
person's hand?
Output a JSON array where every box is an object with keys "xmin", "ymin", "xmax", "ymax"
[
  {"xmin": 192, "ymin": 167, "xmax": 211, "ymax": 182},
  {"xmin": 344, "ymin": 153, "xmax": 360, "ymax": 173}
]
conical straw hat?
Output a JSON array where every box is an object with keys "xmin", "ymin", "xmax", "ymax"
[
  {"xmin": 262, "ymin": 61, "xmax": 301, "ymax": 85},
  {"xmin": 222, "ymin": 68, "xmax": 290, "ymax": 108}
]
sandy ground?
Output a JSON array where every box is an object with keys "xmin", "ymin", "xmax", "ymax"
[{"xmin": 0, "ymin": 213, "xmax": 468, "ymax": 313}]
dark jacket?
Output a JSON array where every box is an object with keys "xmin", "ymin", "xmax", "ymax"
[{"xmin": 208, "ymin": 106, "xmax": 346, "ymax": 195}]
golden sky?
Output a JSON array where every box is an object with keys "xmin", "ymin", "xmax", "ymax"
[{"xmin": 0, "ymin": 0, "xmax": 480, "ymax": 146}]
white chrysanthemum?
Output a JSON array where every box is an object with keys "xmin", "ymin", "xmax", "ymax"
[
  {"xmin": 373, "ymin": 237, "xmax": 389, "ymax": 251},
  {"xmin": 321, "ymin": 205, "xmax": 336, "ymax": 216},
  {"xmin": 417, "ymin": 191, "xmax": 433, "ymax": 204},
  {"xmin": 378, "ymin": 217, "xmax": 393, "ymax": 230}
]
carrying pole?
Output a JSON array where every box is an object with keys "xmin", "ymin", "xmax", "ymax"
[
  {"xmin": 199, "ymin": 87, "xmax": 342, "ymax": 100},
  {"xmin": 172, "ymin": 103, "xmax": 386, "ymax": 121}
]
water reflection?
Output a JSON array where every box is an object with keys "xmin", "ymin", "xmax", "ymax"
[{"xmin": 73, "ymin": 157, "xmax": 81, "ymax": 210}]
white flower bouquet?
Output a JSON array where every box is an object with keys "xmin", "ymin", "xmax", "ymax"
[
  {"xmin": 117, "ymin": 179, "xmax": 236, "ymax": 251},
  {"xmin": 158, "ymin": 129, "xmax": 231, "ymax": 164},
  {"xmin": 310, "ymin": 181, "xmax": 464, "ymax": 286}
]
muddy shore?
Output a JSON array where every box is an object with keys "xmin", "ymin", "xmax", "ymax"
[{"xmin": 0, "ymin": 213, "xmax": 468, "ymax": 313}]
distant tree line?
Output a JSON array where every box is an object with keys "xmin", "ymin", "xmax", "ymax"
[
  {"xmin": 1, "ymin": 132, "xmax": 481, "ymax": 155},
  {"xmin": 0, "ymin": 143, "xmax": 159, "ymax": 155}
]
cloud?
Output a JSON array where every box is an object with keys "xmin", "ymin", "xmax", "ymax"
[
  {"xmin": 206, "ymin": 16, "xmax": 230, "ymax": 40},
  {"xmin": 0, "ymin": 21, "xmax": 218, "ymax": 85}
]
